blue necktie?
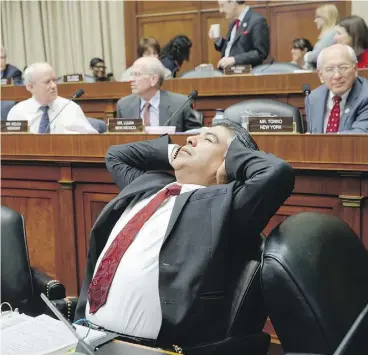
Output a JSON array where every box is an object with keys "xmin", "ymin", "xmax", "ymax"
[{"xmin": 38, "ymin": 106, "xmax": 50, "ymax": 133}]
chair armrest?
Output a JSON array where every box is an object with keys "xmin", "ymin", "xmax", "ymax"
[
  {"xmin": 31, "ymin": 268, "xmax": 66, "ymax": 300},
  {"xmin": 45, "ymin": 297, "xmax": 79, "ymax": 322}
]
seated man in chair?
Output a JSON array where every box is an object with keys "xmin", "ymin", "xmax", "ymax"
[
  {"xmin": 116, "ymin": 56, "xmax": 202, "ymax": 132},
  {"xmin": 76, "ymin": 120, "xmax": 294, "ymax": 354}
]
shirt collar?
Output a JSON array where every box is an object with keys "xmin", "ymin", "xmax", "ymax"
[
  {"xmin": 328, "ymin": 88, "xmax": 351, "ymax": 103},
  {"xmin": 140, "ymin": 90, "xmax": 160, "ymax": 111},
  {"xmin": 238, "ymin": 6, "xmax": 250, "ymax": 22},
  {"xmin": 30, "ymin": 96, "xmax": 57, "ymax": 113}
]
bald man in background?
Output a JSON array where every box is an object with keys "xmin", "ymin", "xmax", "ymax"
[{"xmin": 7, "ymin": 62, "xmax": 97, "ymax": 134}]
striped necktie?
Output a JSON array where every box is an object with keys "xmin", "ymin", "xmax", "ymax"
[{"xmin": 38, "ymin": 106, "xmax": 50, "ymax": 133}]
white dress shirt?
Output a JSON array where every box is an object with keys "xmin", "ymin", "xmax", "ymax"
[
  {"xmin": 140, "ymin": 90, "xmax": 160, "ymax": 127},
  {"xmin": 86, "ymin": 145, "xmax": 204, "ymax": 339},
  {"xmin": 7, "ymin": 96, "xmax": 97, "ymax": 134},
  {"xmin": 225, "ymin": 6, "xmax": 250, "ymax": 57},
  {"xmin": 323, "ymin": 89, "xmax": 351, "ymax": 133}
]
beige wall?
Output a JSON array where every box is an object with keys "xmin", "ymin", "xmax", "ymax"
[{"xmin": 351, "ymin": 0, "xmax": 368, "ymax": 23}]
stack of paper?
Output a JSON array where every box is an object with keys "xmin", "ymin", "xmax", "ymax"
[{"xmin": 1, "ymin": 313, "xmax": 106, "ymax": 355}]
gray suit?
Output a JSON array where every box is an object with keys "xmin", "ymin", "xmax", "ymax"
[
  {"xmin": 306, "ymin": 77, "xmax": 368, "ymax": 134},
  {"xmin": 116, "ymin": 90, "xmax": 202, "ymax": 132}
]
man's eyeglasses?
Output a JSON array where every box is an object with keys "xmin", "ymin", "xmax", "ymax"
[
  {"xmin": 130, "ymin": 71, "xmax": 154, "ymax": 78},
  {"xmin": 321, "ymin": 64, "xmax": 352, "ymax": 77},
  {"xmin": 93, "ymin": 65, "xmax": 106, "ymax": 70}
]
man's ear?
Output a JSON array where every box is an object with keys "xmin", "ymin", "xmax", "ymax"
[
  {"xmin": 318, "ymin": 70, "xmax": 324, "ymax": 84},
  {"xmin": 26, "ymin": 82, "xmax": 33, "ymax": 93}
]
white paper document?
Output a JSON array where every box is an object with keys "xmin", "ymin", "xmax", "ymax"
[{"xmin": 1, "ymin": 314, "xmax": 106, "ymax": 355}]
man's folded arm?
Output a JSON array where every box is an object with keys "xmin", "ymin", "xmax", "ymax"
[
  {"xmin": 105, "ymin": 135, "xmax": 172, "ymax": 190},
  {"xmin": 225, "ymin": 138, "xmax": 295, "ymax": 234}
]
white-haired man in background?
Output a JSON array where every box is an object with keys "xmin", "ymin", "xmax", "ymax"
[
  {"xmin": 7, "ymin": 62, "xmax": 97, "ymax": 134},
  {"xmin": 306, "ymin": 44, "xmax": 368, "ymax": 134}
]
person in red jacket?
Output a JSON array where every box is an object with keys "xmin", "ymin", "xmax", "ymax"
[{"xmin": 334, "ymin": 15, "xmax": 368, "ymax": 69}]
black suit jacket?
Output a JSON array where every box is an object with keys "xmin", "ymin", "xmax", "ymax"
[
  {"xmin": 75, "ymin": 135, "xmax": 294, "ymax": 350},
  {"xmin": 215, "ymin": 8, "xmax": 269, "ymax": 66},
  {"xmin": 1, "ymin": 64, "xmax": 22, "ymax": 84}
]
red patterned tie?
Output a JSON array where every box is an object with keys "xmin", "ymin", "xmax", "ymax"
[
  {"xmin": 88, "ymin": 184, "xmax": 182, "ymax": 313},
  {"xmin": 235, "ymin": 19, "xmax": 240, "ymax": 31},
  {"xmin": 326, "ymin": 96, "xmax": 342, "ymax": 133}
]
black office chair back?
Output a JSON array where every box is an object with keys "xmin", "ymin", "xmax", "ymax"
[
  {"xmin": 261, "ymin": 212, "xmax": 368, "ymax": 355},
  {"xmin": 252, "ymin": 62, "xmax": 300, "ymax": 75},
  {"xmin": 87, "ymin": 117, "xmax": 107, "ymax": 133},
  {"xmin": 181, "ymin": 69, "xmax": 224, "ymax": 78},
  {"xmin": 1, "ymin": 205, "xmax": 34, "ymax": 312},
  {"xmin": 224, "ymin": 98, "xmax": 304, "ymax": 133}
]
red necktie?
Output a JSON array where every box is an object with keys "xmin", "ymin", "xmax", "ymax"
[
  {"xmin": 235, "ymin": 19, "xmax": 240, "ymax": 31},
  {"xmin": 88, "ymin": 184, "xmax": 182, "ymax": 314},
  {"xmin": 143, "ymin": 102, "xmax": 150, "ymax": 126},
  {"xmin": 326, "ymin": 96, "xmax": 342, "ymax": 133}
]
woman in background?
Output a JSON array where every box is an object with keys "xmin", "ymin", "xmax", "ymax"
[
  {"xmin": 304, "ymin": 4, "xmax": 339, "ymax": 69},
  {"xmin": 120, "ymin": 37, "xmax": 172, "ymax": 82},
  {"xmin": 291, "ymin": 38, "xmax": 313, "ymax": 70},
  {"xmin": 334, "ymin": 15, "xmax": 368, "ymax": 69},
  {"xmin": 160, "ymin": 35, "xmax": 192, "ymax": 78}
]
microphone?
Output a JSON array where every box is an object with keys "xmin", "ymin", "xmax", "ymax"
[
  {"xmin": 302, "ymin": 84, "xmax": 311, "ymax": 96},
  {"xmin": 164, "ymin": 90, "xmax": 199, "ymax": 127},
  {"xmin": 45, "ymin": 89, "xmax": 85, "ymax": 132},
  {"xmin": 302, "ymin": 84, "xmax": 312, "ymax": 133}
]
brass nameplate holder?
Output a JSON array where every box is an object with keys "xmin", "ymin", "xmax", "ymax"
[
  {"xmin": 224, "ymin": 65, "xmax": 252, "ymax": 75},
  {"xmin": 108, "ymin": 118, "xmax": 143, "ymax": 133},
  {"xmin": 1, "ymin": 120, "xmax": 28, "ymax": 133},
  {"xmin": 1, "ymin": 78, "xmax": 12, "ymax": 86},
  {"xmin": 63, "ymin": 74, "xmax": 83, "ymax": 83},
  {"xmin": 247, "ymin": 117, "xmax": 295, "ymax": 133}
]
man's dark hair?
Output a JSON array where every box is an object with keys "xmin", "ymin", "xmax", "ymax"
[
  {"xmin": 212, "ymin": 119, "xmax": 259, "ymax": 150},
  {"xmin": 137, "ymin": 37, "xmax": 161, "ymax": 58},
  {"xmin": 236, "ymin": 1, "xmax": 246, "ymax": 5},
  {"xmin": 89, "ymin": 57, "xmax": 104, "ymax": 68}
]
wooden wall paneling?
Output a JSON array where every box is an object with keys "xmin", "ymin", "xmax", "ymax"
[
  {"xmin": 55, "ymin": 165, "xmax": 79, "ymax": 295},
  {"xmin": 124, "ymin": 1, "xmax": 139, "ymax": 68},
  {"xmin": 136, "ymin": 1, "xmax": 199, "ymax": 15},
  {"xmin": 137, "ymin": 13, "xmax": 202, "ymax": 75},
  {"xmin": 74, "ymin": 183, "xmax": 119, "ymax": 290},
  {"xmin": 1, "ymin": 182, "xmax": 60, "ymax": 280}
]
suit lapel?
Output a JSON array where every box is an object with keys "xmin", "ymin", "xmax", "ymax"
[
  {"xmin": 315, "ymin": 86, "xmax": 329, "ymax": 133},
  {"xmin": 125, "ymin": 96, "xmax": 141, "ymax": 118},
  {"xmin": 159, "ymin": 90, "xmax": 171, "ymax": 126},
  {"xmin": 162, "ymin": 190, "xmax": 196, "ymax": 245},
  {"xmin": 231, "ymin": 8, "xmax": 252, "ymax": 48},
  {"xmin": 340, "ymin": 79, "xmax": 361, "ymax": 130}
]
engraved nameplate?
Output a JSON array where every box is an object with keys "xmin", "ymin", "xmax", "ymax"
[
  {"xmin": 248, "ymin": 117, "xmax": 295, "ymax": 133},
  {"xmin": 224, "ymin": 65, "xmax": 252, "ymax": 75},
  {"xmin": 108, "ymin": 118, "xmax": 143, "ymax": 133},
  {"xmin": 1, "ymin": 78, "xmax": 12, "ymax": 86},
  {"xmin": 1, "ymin": 120, "xmax": 28, "ymax": 133},
  {"xmin": 63, "ymin": 74, "xmax": 83, "ymax": 83}
]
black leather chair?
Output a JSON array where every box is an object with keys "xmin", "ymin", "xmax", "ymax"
[
  {"xmin": 252, "ymin": 62, "xmax": 300, "ymax": 75},
  {"xmin": 87, "ymin": 117, "xmax": 107, "ymax": 133},
  {"xmin": 1, "ymin": 100, "xmax": 16, "ymax": 120},
  {"xmin": 224, "ymin": 99, "xmax": 304, "ymax": 133},
  {"xmin": 1, "ymin": 205, "xmax": 67, "ymax": 316},
  {"xmin": 261, "ymin": 212, "xmax": 368, "ymax": 355},
  {"xmin": 192, "ymin": 109, "xmax": 204, "ymax": 126}
]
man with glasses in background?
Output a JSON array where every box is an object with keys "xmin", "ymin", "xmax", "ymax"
[
  {"xmin": 116, "ymin": 56, "xmax": 202, "ymax": 132},
  {"xmin": 305, "ymin": 43, "xmax": 368, "ymax": 133}
]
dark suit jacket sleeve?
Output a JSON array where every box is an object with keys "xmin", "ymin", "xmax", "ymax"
[
  {"xmin": 340, "ymin": 96, "xmax": 368, "ymax": 134},
  {"xmin": 234, "ymin": 18, "xmax": 269, "ymax": 65},
  {"xmin": 105, "ymin": 135, "xmax": 172, "ymax": 190},
  {"xmin": 225, "ymin": 139, "xmax": 295, "ymax": 235},
  {"xmin": 214, "ymin": 37, "xmax": 226, "ymax": 53}
]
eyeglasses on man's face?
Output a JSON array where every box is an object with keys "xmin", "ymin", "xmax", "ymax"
[
  {"xmin": 321, "ymin": 64, "xmax": 353, "ymax": 77},
  {"xmin": 93, "ymin": 65, "xmax": 106, "ymax": 70},
  {"xmin": 130, "ymin": 71, "xmax": 153, "ymax": 78}
]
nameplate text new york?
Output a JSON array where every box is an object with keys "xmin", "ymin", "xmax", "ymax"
[
  {"xmin": 1, "ymin": 120, "xmax": 28, "ymax": 133},
  {"xmin": 248, "ymin": 117, "xmax": 295, "ymax": 133},
  {"xmin": 108, "ymin": 118, "xmax": 143, "ymax": 133}
]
